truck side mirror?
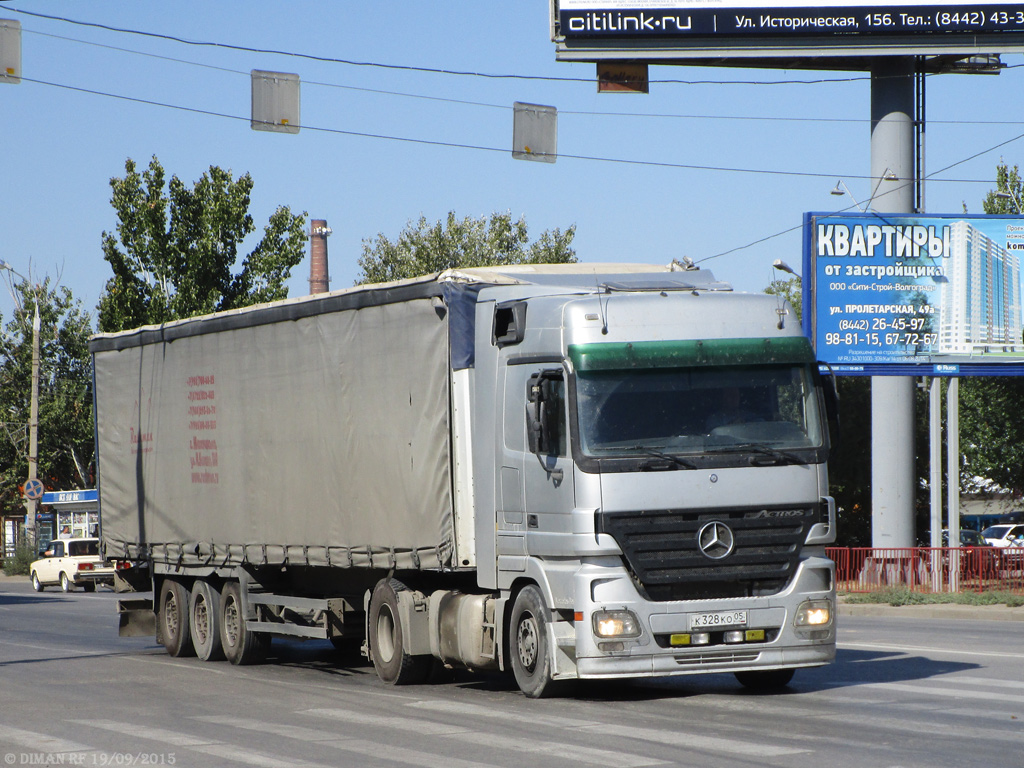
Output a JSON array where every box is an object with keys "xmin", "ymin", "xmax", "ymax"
[
  {"xmin": 526, "ymin": 370, "xmax": 564, "ymax": 456},
  {"xmin": 819, "ymin": 363, "xmax": 841, "ymax": 455}
]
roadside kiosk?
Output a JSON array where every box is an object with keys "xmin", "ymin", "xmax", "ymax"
[{"xmin": 38, "ymin": 489, "xmax": 99, "ymax": 553}]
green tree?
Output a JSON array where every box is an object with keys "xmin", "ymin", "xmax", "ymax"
[
  {"xmin": 957, "ymin": 162, "xmax": 1024, "ymax": 495},
  {"xmin": 356, "ymin": 211, "xmax": 576, "ymax": 284},
  {"xmin": 982, "ymin": 162, "xmax": 1023, "ymax": 215},
  {"xmin": 97, "ymin": 156, "xmax": 308, "ymax": 332},
  {"xmin": 0, "ymin": 277, "xmax": 94, "ymax": 517}
]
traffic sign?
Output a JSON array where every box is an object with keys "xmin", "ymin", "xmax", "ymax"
[{"xmin": 23, "ymin": 478, "xmax": 44, "ymax": 500}]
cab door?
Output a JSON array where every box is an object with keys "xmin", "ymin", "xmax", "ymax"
[{"xmin": 497, "ymin": 364, "xmax": 574, "ymax": 584}]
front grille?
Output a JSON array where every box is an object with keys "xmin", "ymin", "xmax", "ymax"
[{"xmin": 597, "ymin": 505, "xmax": 818, "ymax": 601}]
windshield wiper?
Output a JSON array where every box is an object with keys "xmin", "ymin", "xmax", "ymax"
[
  {"xmin": 744, "ymin": 443, "xmax": 806, "ymax": 465},
  {"xmin": 704, "ymin": 443, "xmax": 807, "ymax": 465},
  {"xmin": 631, "ymin": 446, "xmax": 697, "ymax": 470}
]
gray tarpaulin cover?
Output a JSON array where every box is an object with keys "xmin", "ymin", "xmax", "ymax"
[{"xmin": 92, "ymin": 288, "xmax": 454, "ymax": 570}]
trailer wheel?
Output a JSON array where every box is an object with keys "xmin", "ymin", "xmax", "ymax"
[
  {"xmin": 735, "ymin": 668, "xmax": 795, "ymax": 691},
  {"xmin": 368, "ymin": 578, "xmax": 430, "ymax": 685},
  {"xmin": 158, "ymin": 578, "xmax": 195, "ymax": 657},
  {"xmin": 509, "ymin": 584, "xmax": 558, "ymax": 698},
  {"xmin": 189, "ymin": 580, "xmax": 225, "ymax": 662},
  {"xmin": 220, "ymin": 581, "xmax": 268, "ymax": 665}
]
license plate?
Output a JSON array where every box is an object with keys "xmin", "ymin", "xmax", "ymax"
[{"xmin": 688, "ymin": 610, "xmax": 748, "ymax": 630}]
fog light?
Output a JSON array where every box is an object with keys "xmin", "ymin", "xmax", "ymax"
[
  {"xmin": 794, "ymin": 599, "xmax": 833, "ymax": 628},
  {"xmin": 690, "ymin": 632, "xmax": 710, "ymax": 646},
  {"xmin": 592, "ymin": 610, "xmax": 642, "ymax": 638},
  {"xmin": 724, "ymin": 630, "xmax": 744, "ymax": 644}
]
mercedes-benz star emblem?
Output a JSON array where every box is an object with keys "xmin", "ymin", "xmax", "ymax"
[{"xmin": 697, "ymin": 521, "xmax": 735, "ymax": 560}]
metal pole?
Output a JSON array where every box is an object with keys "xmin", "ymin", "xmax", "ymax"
[
  {"xmin": 947, "ymin": 377, "xmax": 960, "ymax": 591},
  {"xmin": 26, "ymin": 302, "xmax": 39, "ymax": 547},
  {"xmin": 870, "ymin": 57, "xmax": 917, "ymax": 549},
  {"xmin": 929, "ymin": 377, "xmax": 942, "ymax": 591}
]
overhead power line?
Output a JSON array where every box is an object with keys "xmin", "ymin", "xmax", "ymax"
[
  {"xmin": 7, "ymin": 6, "xmax": 875, "ymax": 87},
  {"xmin": 19, "ymin": 27, "xmax": 1024, "ymax": 128},
  {"xmin": 20, "ymin": 75, "xmax": 1008, "ymax": 187}
]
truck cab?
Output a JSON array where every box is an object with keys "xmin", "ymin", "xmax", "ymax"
[{"xmin": 466, "ymin": 266, "xmax": 836, "ymax": 696}]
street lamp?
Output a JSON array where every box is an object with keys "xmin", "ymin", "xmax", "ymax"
[
  {"xmin": 0, "ymin": 259, "xmax": 41, "ymax": 547},
  {"xmin": 830, "ymin": 169, "xmax": 899, "ymax": 212},
  {"xmin": 994, "ymin": 190, "xmax": 1023, "ymax": 214},
  {"xmin": 772, "ymin": 259, "xmax": 801, "ymax": 279},
  {"xmin": 830, "ymin": 180, "xmax": 865, "ymax": 212}
]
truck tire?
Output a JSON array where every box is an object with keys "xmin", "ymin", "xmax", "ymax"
[
  {"xmin": 31, "ymin": 571, "xmax": 43, "ymax": 592},
  {"xmin": 735, "ymin": 668, "xmax": 795, "ymax": 690},
  {"xmin": 158, "ymin": 578, "xmax": 196, "ymax": 657},
  {"xmin": 219, "ymin": 581, "xmax": 268, "ymax": 665},
  {"xmin": 509, "ymin": 584, "xmax": 558, "ymax": 698},
  {"xmin": 368, "ymin": 578, "xmax": 430, "ymax": 685},
  {"xmin": 189, "ymin": 580, "xmax": 225, "ymax": 662}
]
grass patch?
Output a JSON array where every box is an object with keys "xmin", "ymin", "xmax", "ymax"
[{"xmin": 842, "ymin": 587, "xmax": 1024, "ymax": 608}]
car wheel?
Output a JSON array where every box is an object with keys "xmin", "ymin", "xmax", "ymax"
[
  {"xmin": 31, "ymin": 571, "xmax": 43, "ymax": 592},
  {"xmin": 60, "ymin": 572, "xmax": 73, "ymax": 593},
  {"xmin": 82, "ymin": 582, "xmax": 96, "ymax": 593}
]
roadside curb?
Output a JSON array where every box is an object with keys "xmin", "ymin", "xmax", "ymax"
[{"xmin": 839, "ymin": 601, "xmax": 1024, "ymax": 622}]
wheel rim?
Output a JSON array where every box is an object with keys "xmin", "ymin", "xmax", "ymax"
[
  {"xmin": 516, "ymin": 612, "xmax": 539, "ymax": 672},
  {"xmin": 164, "ymin": 591, "xmax": 180, "ymax": 638},
  {"xmin": 375, "ymin": 604, "xmax": 397, "ymax": 664},
  {"xmin": 223, "ymin": 596, "xmax": 240, "ymax": 647},
  {"xmin": 194, "ymin": 595, "xmax": 209, "ymax": 644}
]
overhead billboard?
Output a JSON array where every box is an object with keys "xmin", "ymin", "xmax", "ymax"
[
  {"xmin": 804, "ymin": 212, "xmax": 1024, "ymax": 376},
  {"xmin": 551, "ymin": 1, "xmax": 1024, "ymax": 61}
]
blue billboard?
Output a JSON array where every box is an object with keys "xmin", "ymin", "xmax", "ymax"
[{"xmin": 803, "ymin": 212, "xmax": 1024, "ymax": 376}]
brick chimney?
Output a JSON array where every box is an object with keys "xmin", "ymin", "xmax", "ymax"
[{"xmin": 309, "ymin": 219, "xmax": 332, "ymax": 295}]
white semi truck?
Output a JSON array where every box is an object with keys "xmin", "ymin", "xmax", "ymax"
[{"xmin": 93, "ymin": 262, "xmax": 837, "ymax": 697}]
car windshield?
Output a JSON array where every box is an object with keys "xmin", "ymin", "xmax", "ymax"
[
  {"xmin": 983, "ymin": 526, "xmax": 1011, "ymax": 539},
  {"xmin": 575, "ymin": 363, "xmax": 824, "ymax": 460}
]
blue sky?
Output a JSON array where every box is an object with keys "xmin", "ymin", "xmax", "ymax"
[{"xmin": 0, "ymin": 1, "xmax": 1021, "ymax": 326}]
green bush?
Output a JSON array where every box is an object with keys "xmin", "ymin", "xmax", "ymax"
[{"xmin": 2, "ymin": 545, "xmax": 35, "ymax": 576}]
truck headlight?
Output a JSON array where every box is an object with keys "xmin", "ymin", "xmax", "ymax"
[
  {"xmin": 794, "ymin": 599, "xmax": 833, "ymax": 628},
  {"xmin": 592, "ymin": 610, "xmax": 642, "ymax": 638}
]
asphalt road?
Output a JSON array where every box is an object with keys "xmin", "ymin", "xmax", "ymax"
[{"xmin": 1, "ymin": 577, "xmax": 1021, "ymax": 768}]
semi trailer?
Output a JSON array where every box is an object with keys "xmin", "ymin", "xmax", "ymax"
[{"xmin": 92, "ymin": 262, "xmax": 837, "ymax": 697}]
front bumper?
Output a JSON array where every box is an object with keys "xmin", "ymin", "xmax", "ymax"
[{"xmin": 569, "ymin": 554, "xmax": 836, "ymax": 680}]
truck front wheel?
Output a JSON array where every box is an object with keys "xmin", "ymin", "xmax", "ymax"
[
  {"xmin": 368, "ymin": 578, "xmax": 430, "ymax": 685},
  {"xmin": 219, "ymin": 581, "xmax": 268, "ymax": 665},
  {"xmin": 158, "ymin": 578, "xmax": 196, "ymax": 657},
  {"xmin": 509, "ymin": 584, "xmax": 558, "ymax": 698}
]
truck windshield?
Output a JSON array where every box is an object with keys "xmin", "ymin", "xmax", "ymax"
[{"xmin": 575, "ymin": 363, "xmax": 825, "ymax": 462}]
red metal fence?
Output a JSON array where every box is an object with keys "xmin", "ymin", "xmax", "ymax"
[{"xmin": 827, "ymin": 547, "xmax": 1024, "ymax": 594}]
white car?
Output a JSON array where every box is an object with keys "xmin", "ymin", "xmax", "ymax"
[
  {"xmin": 981, "ymin": 524, "xmax": 1024, "ymax": 548},
  {"xmin": 29, "ymin": 538, "xmax": 113, "ymax": 592}
]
